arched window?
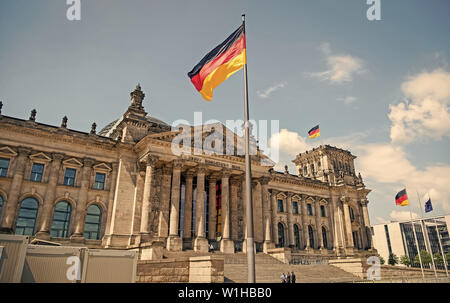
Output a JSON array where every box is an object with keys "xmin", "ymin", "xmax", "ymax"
[
  {"xmin": 308, "ymin": 225, "xmax": 315, "ymax": 248},
  {"xmin": 51, "ymin": 201, "xmax": 72, "ymax": 238},
  {"xmin": 322, "ymin": 226, "xmax": 328, "ymax": 249},
  {"xmin": 310, "ymin": 164, "xmax": 315, "ymax": 174},
  {"xmin": 0, "ymin": 194, "xmax": 3, "ymax": 216},
  {"xmin": 303, "ymin": 166, "xmax": 307, "ymax": 175},
  {"xmin": 294, "ymin": 224, "xmax": 301, "ymax": 249},
  {"xmin": 84, "ymin": 204, "xmax": 102, "ymax": 240},
  {"xmin": 278, "ymin": 223, "xmax": 285, "ymax": 248},
  {"xmin": 15, "ymin": 197, "xmax": 39, "ymax": 236}
]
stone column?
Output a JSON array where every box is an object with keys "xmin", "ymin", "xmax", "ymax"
[
  {"xmin": 331, "ymin": 194, "xmax": 345, "ymax": 254},
  {"xmin": 139, "ymin": 155, "xmax": 158, "ymax": 243},
  {"xmin": 341, "ymin": 196, "xmax": 354, "ymax": 249},
  {"xmin": 158, "ymin": 164, "xmax": 172, "ymax": 239},
  {"xmin": 193, "ymin": 165, "xmax": 208, "ymax": 252},
  {"xmin": 102, "ymin": 162, "xmax": 119, "ymax": 246},
  {"xmin": 1, "ymin": 147, "xmax": 30, "ymax": 232},
  {"xmin": 260, "ymin": 177, "xmax": 274, "ymax": 252},
  {"xmin": 35, "ymin": 153, "xmax": 64, "ymax": 239},
  {"xmin": 360, "ymin": 198, "xmax": 373, "ymax": 249},
  {"xmin": 300, "ymin": 195, "xmax": 310, "ymax": 249},
  {"xmin": 286, "ymin": 192, "xmax": 295, "ymax": 248},
  {"xmin": 220, "ymin": 169, "xmax": 234, "ymax": 253},
  {"xmin": 183, "ymin": 170, "xmax": 194, "ymax": 239},
  {"xmin": 72, "ymin": 158, "xmax": 95, "ymax": 240},
  {"xmin": 167, "ymin": 160, "xmax": 183, "ymax": 251},
  {"xmin": 326, "ymin": 202, "xmax": 334, "ymax": 250},
  {"xmin": 270, "ymin": 189, "xmax": 279, "ymax": 245},
  {"xmin": 208, "ymin": 176, "xmax": 217, "ymax": 240},
  {"xmin": 230, "ymin": 178, "xmax": 240, "ymax": 240},
  {"xmin": 315, "ymin": 198, "xmax": 323, "ymax": 249}
]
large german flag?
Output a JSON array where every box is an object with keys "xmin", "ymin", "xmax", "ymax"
[
  {"xmin": 395, "ymin": 189, "xmax": 409, "ymax": 206},
  {"xmin": 188, "ymin": 25, "xmax": 246, "ymax": 101}
]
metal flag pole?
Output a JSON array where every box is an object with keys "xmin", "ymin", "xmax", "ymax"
[
  {"xmin": 428, "ymin": 193, "xmax": 449, "ymax": 277},
  {"xmin": 416, "ymin": 191, "xmax": 437, "ymax": 278},
  {"xmin": 242, "ymin": 13, "xmax": 256, "ymax": 283},
  {"xmin": 408, "ymin": 199, "xmax": 424, "ymax": 279}
]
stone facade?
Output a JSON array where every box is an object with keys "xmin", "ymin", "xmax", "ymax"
[{"xmin": 0, "ymin": 85, "xmax": 374, "ymax": 257}]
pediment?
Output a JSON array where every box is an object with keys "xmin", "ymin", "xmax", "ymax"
[
  {"xmin": 0, "ymin": 146, "xmax": 17, "ymax": 157},
  {"xmin": 29, "ymin": 152, "xmax": 52, "ymax": 163},
  {"xmin": 291, "ymin": 194, "xmax": 302, "ymax": 201},
  {"xmin": 63, "ymin": 158, "xmax": 83, "ymax": 167},
  {"xmin": 93, "ymin": 163, "xmax": 112, "ymax": 172}
]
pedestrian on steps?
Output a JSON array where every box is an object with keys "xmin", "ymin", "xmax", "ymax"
[
  {"xmin": 286, "ymin": 272, "xmax": 291, "ymax": 283},
  {"xmin": 291, "ymin": 272, "xmax": 296, "ymax": 283},
  {"xmin": 281, "ymin": 273, "xmax": 286, "ymax": 283}
]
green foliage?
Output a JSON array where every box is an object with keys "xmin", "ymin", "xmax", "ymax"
[
  {"xmin": 433, "ymin": 253, "xmax": 443, "ymax": 266},
  {"xmin": 446, "ymin": 252, "xmax": 450, "ymax": 262},
  {"xmin": 399, "ymin": 255, "xmax": 411, "ymax": 267},
  {"xmin": 388, "ymin": 253, "xmax": 399, "ymax": 266},
  {"xmin": 376, "ymin": 254, "xmax": 385, "ymax": 265},
  {"xmin": 414, "ymin": 250, "xmax": 432, "ymax": 266}
]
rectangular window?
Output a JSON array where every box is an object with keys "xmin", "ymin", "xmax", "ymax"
[
  {"xmin": 292, "ymin": 202, "xmax": 299, "ymax": 214},
  {"xmin": 0, "ymin": 158, "xmax": 10, "ymax": 177},
  {"xmin": 277, "ymin": 199, "xmax": 284, "ymax": 213},
  {"xmin": 93, "ymin": 173, "xmax": 106, "ymax": 190},
  {"xmin": 30, "ymin": 163, "xmax": 45, "ymax": 182},
  {"xmin": 307, "ymin": 204, "xmax": 313, "ymax": 216},
  {"xmin": 320, "ymin": 205, "xmax": 326, "ymax": 217},
  {"xmin": 64, "ymin": 168, "xmax": 76, "ymax": 186}
]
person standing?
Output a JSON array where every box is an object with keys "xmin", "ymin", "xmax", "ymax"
[
  {"xmin": 286, "ymin": 272, "xmax": 291, "ymax": 283},
  {"xmin": 291, "ymin": 272, "xmax": 296, "ymax": 283},
  {"xmin": 281, "ymin": 273, "xmax": 286, "ymax": 283}
]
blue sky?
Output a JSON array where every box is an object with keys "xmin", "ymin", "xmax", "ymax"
[{"xmin": 1, "ymin": 0, "xmax": 449, "ymax": 225}]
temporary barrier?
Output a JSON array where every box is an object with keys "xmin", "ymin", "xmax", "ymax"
[
  {"xmin": 21, "ymin": 245, "xmax": 86, "ymax": 283},
  {"xmin": 0, "ymin": 234, "xmax": 29, "ymax": 283},
  {"xmin": 81, "ymin": 249, "xmax": 137, "ymax": 283}
]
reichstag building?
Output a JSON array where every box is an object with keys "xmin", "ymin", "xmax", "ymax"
[{"xmin": 0, "ymin": 85, "xmax": 374, "ymax": 257}]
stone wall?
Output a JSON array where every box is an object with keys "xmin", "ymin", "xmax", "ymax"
[{"xmin": 136, "ymin": 255, "xmax": 224, "ymax": 283}]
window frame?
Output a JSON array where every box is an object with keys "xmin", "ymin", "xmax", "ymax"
[
  {"xmin": 50, "ymin": 201, "xmax": 72, "ymax": 238},
  {"xmin": 320, "ymin": 205, "xmax": 326, "ymax": 217},
  {"xmin": 30, "ymin": 162, "xmax": 45, "ymax": 182},
  {"xmin": 292, "ymin": 201, "xmax": 299, "ymax": 214},
  {"xmin": 14, "ymin": 197, "xmax": 39, "ymax": 236},
  {"xmin": 0, "ymin": 157, "xmax": 10, "ymax": 177},
  {"xmin": 84, "ymin": 204, "xmax": 102, "ymax": 240},
  {"xmin": 277, "ymin": 199, "xmax": 284, "ymax": 213},
  {"xmin": 63, "ymin": 167, "xmax": 77, "ymax": 187},
  {"xmin": 93, "ymin": 172, "xmax": 106, "ymax": 190},
  {"xmin": 307, "ymin": 203, "xmax": 313, "ymax": 216}
]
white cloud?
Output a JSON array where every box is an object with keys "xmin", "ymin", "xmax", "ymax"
[
  {"xmin": 257, "ymin": 82, "xmax": 287, "ymax": 99},
  {"xmin": 356, "ymin": 143, "xmax": 450, "ymax": 213},
  {"xmin": 375, "ymin": 217, "xmax": 390, "ymax": 224},
  {"xmin": 389, "ymin": 69, "xmax": 450, "ymax": 144},
  {"xmin": 310, "ymin": 43, "xmax": 365, "ymax": 84},
  {"xmin": 389, "ymin": 210, "xmax": 419, "ymax": 222}
]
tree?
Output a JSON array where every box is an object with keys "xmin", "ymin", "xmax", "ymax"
[
  {"xmin": 446, "ymin": 252, "xmax": 450, "ymax": 263},
  {"xmin": 414, "ymin": 250, "xmax": 432, "ymax": 266},
  {"xmin": 433, "ymin": 253, "xmax": 443, "ymax": 267},
  {"xmin": 377, "ymin": 254, "xmax": 385, "ymax": 265},
  {"xmin": 388, "ymin": 253, "xmax": 399, "ymax": 266},
  {"xmin": 400, "ymin": 255, "xmax": 411, "ymax": 267}
]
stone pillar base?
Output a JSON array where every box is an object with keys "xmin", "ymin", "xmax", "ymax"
[
  {"xmin": 193, "ymin": 237, "xmax": 209, "ymax": 252},
  {"xmin": 166, "ymin": 235, "xmax": 183, "ymax": 251},
  {"xmin": 263, "ymin": 241, "xmax": 275, "ymax": 253},
  {"xmin": 70, "ymin": 234, "xmax": 85, "ymax": 243},
  {"xmin": 220, "ymin": 239, "xmax": 234, "ymax": 254},
  {"xmin": 242, "ymin": 240, "xmax": 247, "ymax": 253},
  {"xmin": 34, "ymin": 231, "xmax": 51, "ymax": 240}
]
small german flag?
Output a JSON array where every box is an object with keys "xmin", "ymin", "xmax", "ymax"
[
  {"xmin": 308, "ymin": 125, "xmax": 320, "ymax": 139},
  {"xmin": 395, "ymin": 189, "xmax": 409, "ymax": 206},
  {"xmin": 188, "ymin": 25, "xmax": 246, "ymax": 101}
]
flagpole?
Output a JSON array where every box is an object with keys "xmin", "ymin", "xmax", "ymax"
[
  {"xmin": 429, "ymin": 194, "xmax": 449, "ymax": 277},
  {"xmin": 242, "ymin": 13, "xmax": 256, "ymax": 283},
  {"xmin": 408, "ymin": 200, "xmax": 424, "ymax": 279},
  {"xmin": 416, "ymin": 191, "xmax": 437, "ymax": 278}
]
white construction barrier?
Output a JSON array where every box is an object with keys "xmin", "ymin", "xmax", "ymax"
[{"xmin": 0, "ymin": 234, "xmax": 29, "ymax": 283}]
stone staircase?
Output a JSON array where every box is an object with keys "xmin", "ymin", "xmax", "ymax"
[
  {"xmin": 223, "ymin": 253, "xmax": 361, "ymax": 283},
  {"xmin": 161, "ymin": 249, "xmax": 361, "ymax": 283}
]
